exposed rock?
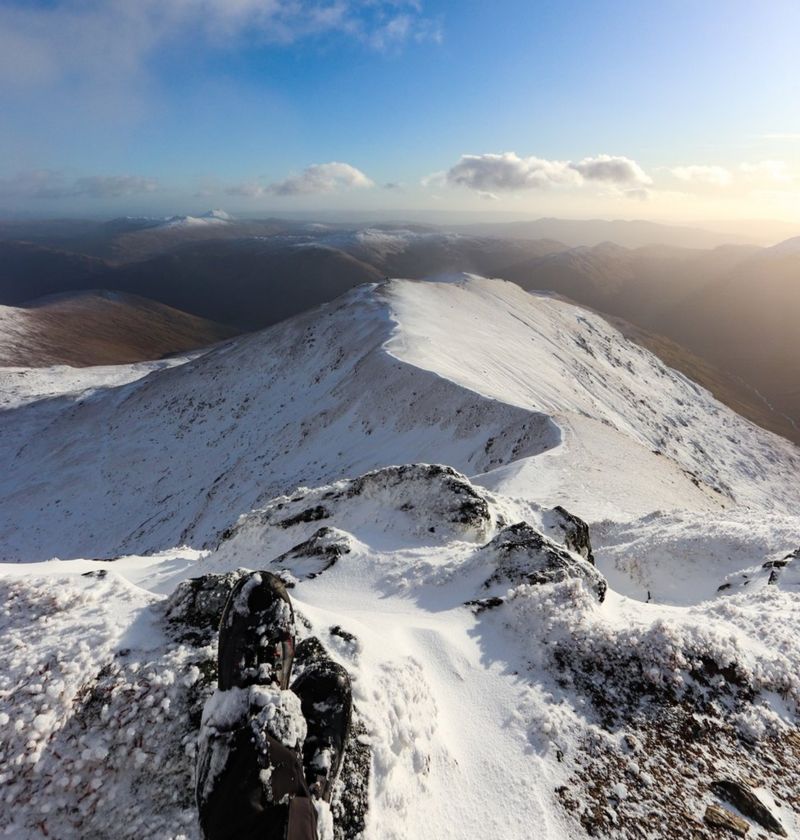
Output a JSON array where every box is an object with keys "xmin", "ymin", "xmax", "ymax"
[
  {"xmin": 762, "ymin": 559, "xmax": 789, "ymax": 570},
  {"xmin": 161, "ymin": 569, "xmax": 246, "ymax": 644},
  {"xmin": 704, "ymin": 803, "xmax": 749, "ymax": 836},
  {"xmin": 546, "ymin": 505, "xmax": 595, "ymax": 564},
  {"xmin": 271, "ymin": 527, "xmax": 351, "ymax": 580},
  {"xmin": 710, "ymin": 779, "xmax": 787, "ymax": 836},
  {"xmin": 465, "ymin": 596, "xmax": 505, "ymax": 614},
  {"xmin": 345, "ymin": 464, "xmax": 492, "ymax": 538},
  {"xmin": 481, "ymin": 522, "xmax": 607, "ymax": 602},
  {"xmin": 277, "ymin": 505, "xmax": 330, "ymax": 528},
  {"xmin": 330, "ymin": 624, "xmax": 357, "ymax": 644}
]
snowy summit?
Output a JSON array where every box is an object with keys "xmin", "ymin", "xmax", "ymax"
[
  {"xmin": 0, "ymin": 275, "xmax": 798, "ymax": 839},
  {"xmin": 163, "ymin": 209, "xmax": 233, "ymax": 228}
]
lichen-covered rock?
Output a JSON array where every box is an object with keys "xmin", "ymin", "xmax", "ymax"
[
  {"xmin": 704, "ymin": 803, "xmax": 749, "ymax": 836},
  {"xmin": 480, "ymin": 522, "xmax": 607, "ymax": 603}
]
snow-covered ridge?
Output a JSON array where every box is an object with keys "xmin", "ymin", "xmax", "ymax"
[
  {"xmin": 1, "ymin": 274, "xmax": 798, "ymax": 563},
  {"xmin": 162, "ymin": 209, "xmax": 233, "ymax": 228}
]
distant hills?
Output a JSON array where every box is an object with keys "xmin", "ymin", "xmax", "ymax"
[
  {"xmin": 500, "ymin": 241, "xmax": 800, "ymax": 443},
  {"xmin": 448, "ymin": 217, "xmax": 757, "ymax": 249},
  {"xmin": 0, "ymin": 290, "xmax": 236, "ymax": 367}
]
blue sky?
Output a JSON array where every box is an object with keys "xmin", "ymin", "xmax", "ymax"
[{"xmin": 1, "ymin": 0, "xmax": 799, "ymax": 220}]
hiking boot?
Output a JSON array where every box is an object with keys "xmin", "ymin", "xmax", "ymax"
[
  {"xmin": 217, "ymin": 571, "xmax": 296, "ymax": 691},
  {"xmin": 292, "ymin": 658, "xmax": 353, "ymax": 802}
]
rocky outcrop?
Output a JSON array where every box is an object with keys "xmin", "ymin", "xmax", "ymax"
[
  {"xmin": 480, "ymin": 522, "xmax": 607, "ymax": 602},
  {"xmin": 545, "ymin": 505, "xmax": 595, "ymax": 564},
  {"xmin": 214, "ymin": 464, "xmax": 495, "ymax": 557},
  {"xmin": 162, "ymin": 570, "xmax": 246, "ymax": 644},
  {"xmin": 271, "ymin": 527, "xmax": 352, "ymax": 582},
  {"xmin": 344, "ymin": 464, "xmax": 492, "ymax": 538}
]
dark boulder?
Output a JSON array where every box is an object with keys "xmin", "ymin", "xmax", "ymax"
[
  {"xmin": 547, "ymin": 505, "xmax": 595, "ymax": 564},
  {"xmin": 162, "ymin": 570, "xmax": 246, "ymax": 644}
]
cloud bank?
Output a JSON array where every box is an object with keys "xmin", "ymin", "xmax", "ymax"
[
  {"xmin": 0, "ymin": 170, "xmax": 158, "ymax": 199},
  {"xmin": 670, "ymin": 165, "xmax": 733, "ymax": 186},
  {"xmin": 669, "ymin": 161, "xmax": 794, "ymax": 186},
  {"xmin": 442, "ymin": 152, "xmax": 652, "ymax": 195},
  {"xmin": 227, "ymin": 162, "xmax": 375, "ymax": 197}
]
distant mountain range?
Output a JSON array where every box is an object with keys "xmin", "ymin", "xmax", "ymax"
[{"xmin": 447, "ymin": 217, "xmax": 756, "ymax": 249}]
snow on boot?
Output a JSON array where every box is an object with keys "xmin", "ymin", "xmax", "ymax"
[
  {"xmin": 292, "ymin": 659, "xmax": 353, "ymax": 803},
  {"xmin": 217, "ymin": 571, "xmax": 296, "ymax": 691}
]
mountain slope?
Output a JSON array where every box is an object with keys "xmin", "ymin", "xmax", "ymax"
[
  {"xmin": 1, "ymin": 276, "xmax": 797, "ymax": 565},
  {"xmin": 2, "ymin": 466, "xmax": 798, "ymax": 839},
  {"xmin": 1, "ymin": 275, "xmax": 799, "ymax": 840},
  {"xmin": 0, "ymin": 290, "xmax": 239, "ymax": 367}
]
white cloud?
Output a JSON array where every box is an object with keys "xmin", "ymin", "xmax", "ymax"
[
  {"xmin": 420, "ymin": 170, "xmax": 447, "ymax": 188},
  {"xmin": 0, "ymin": 170, "xmax": 158, "ymax": 199},
  {"xmin": 441, "ymin": 151, "xmax": 651, "ymax": 194},
  {"xmin": 740, "ymin": 160, "xmax": 794, "ymax": 184},
  {"xmin": 571, "ymin": 154, "xmax": 652, "ymax": 186},
  {"xmin": 670, "ymin": 165, "xmax": 732, "ymax": 186},
  {"xmin": 445, "ymin": 153, "xmax": 580, "ymax": 191},
  {"xmin": 623, "ymin": 187, "xmax": 650, "ymax": 201},
  {"xmin": 227, "ymin": 162, "xmax": 374, "ymax": 197},
  {"xmin": 271, "ymin": 161, "xmax": 374, "ymax": 195}
]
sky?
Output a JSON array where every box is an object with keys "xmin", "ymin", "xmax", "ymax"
[{"xmin": 1, "ymin": 0, "xmax": 799, "ymax": 223}]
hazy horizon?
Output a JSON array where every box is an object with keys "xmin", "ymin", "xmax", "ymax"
[{"xmin": 2, "ymin": 0, "xmax": 799, "ymax": 225}]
